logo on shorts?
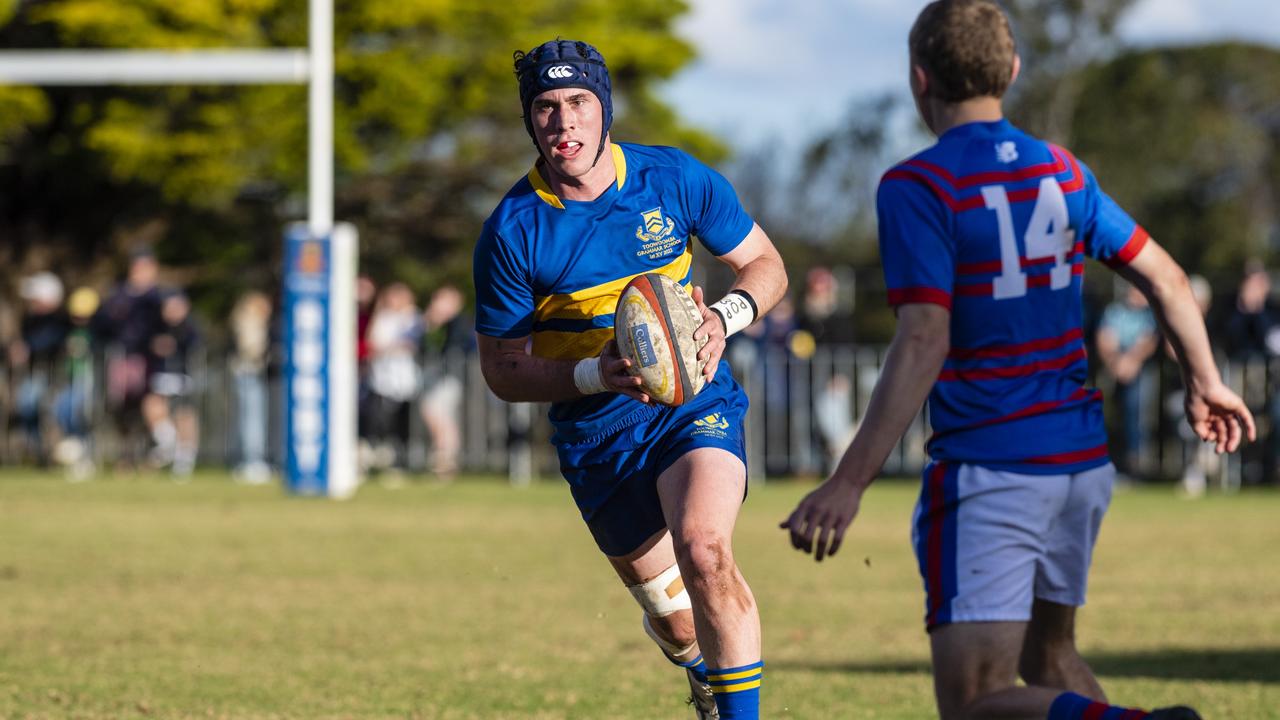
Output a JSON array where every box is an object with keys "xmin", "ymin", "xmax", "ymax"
[
  {"xmin": 636, "ymin": 207, "xmax": 681, "ymax": 259},
  {"xmin": 692, "ymin": 413, "xmax": 730, "ymax": 439}
]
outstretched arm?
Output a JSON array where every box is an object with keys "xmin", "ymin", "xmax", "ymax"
[
  {"xmin": 781, "ymin": 302, "xmax": 951, "ymax": 561},
  {"xmin": 1114, "ymin": 240, "xmax": 1256, "ymax": 452},
  {"xmin": 477, "ymin": 335, "xmax": 648, "ymax": 404}
]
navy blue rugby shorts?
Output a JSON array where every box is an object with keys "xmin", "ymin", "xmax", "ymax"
[{"xmin": 555, "ymin": 369, "xmax": 749, "ymax": 557}]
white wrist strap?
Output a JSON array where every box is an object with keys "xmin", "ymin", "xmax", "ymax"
[
  {"xmin": 709, "ymin": 291, "xmax": 757, "ymax": 337},
  {"xmin": 573, "ymin": 357, "xmax": 608, "ymax": 395}
]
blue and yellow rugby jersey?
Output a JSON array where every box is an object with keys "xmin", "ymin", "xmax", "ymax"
[{"xmin": 474, "ymin": 142, "xmax": 755, "ymax": 439}]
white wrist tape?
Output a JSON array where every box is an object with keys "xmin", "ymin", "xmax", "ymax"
[
  {"xmin": 573, "ymin": 357, "xmax": 609, "ymax": 395},
  {"xmin": 709, "ymin": 291, "xmax": 757, "ymax": 337}
]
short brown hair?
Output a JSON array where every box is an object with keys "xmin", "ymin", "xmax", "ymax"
[{"xmin": 909, "ymin": 0, "xmax": 1016, "ymax": 103}]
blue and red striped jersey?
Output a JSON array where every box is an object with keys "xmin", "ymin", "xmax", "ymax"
[{"xmin": 877, "ymin": 119, "xmax": 1148, "ymax": 474}]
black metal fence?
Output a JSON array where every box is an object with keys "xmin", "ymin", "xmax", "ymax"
[{"xmin": 2, "ymin": 346, "xmax": 1275, "ymax": 488}]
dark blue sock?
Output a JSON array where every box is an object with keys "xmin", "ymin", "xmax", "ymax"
[{"xmin": 675, "ymin": 653, "xmax": 708, "ymax": 684}]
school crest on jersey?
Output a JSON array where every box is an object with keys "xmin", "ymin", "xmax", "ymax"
[{"xmin": 636, "ymin": 207, "xmax": 681, "ymax": 259}]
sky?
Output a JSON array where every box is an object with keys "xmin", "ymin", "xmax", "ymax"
[{"xmin": 662, "ymin": 0, "xmax": 1280, "ymax": 152}]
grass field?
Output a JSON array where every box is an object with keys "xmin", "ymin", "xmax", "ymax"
[{"xmin": 1, "ymin": 470, "xmax": 1278, "ymax": 719}]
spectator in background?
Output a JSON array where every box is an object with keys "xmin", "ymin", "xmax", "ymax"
[
  {"xmin": 356, "ymin": 274, "xmax": 378, "ymax": 367},
  {"xmin": 143, "ymin": 291, "xmax": 202, "ymax": 477},
  {"xmin": 363, "ymin": 282, "xmax": 421, "ymax": 477},
  {"xmin": 355, "ymin": 274, "xmax": 378, "ymax": 449},
  {"xmin": 813, "ymin": 373, "xmax": 855, "ymax": 474},
  {"xmin": 418, "ymin": 283, "xmax": 473, "ymax": 481},
  {"xmin": 9, "ymin": 271, "xmax": 69, "ymax": 464},
  {"xmin": 1223, "ymin": 259, "xmax": 1280, "ymax": 360},
  {"xmin": 1223, "ymin": 260, "xmax": 1280, "ymax": 482},
  {"xmin": 1097, "ymin": 283, "xmax": 1160, "ymax": 475},
  {"xmin": 52, "ymin": 287, "xmax": 100, "ymax": 480},
  {"xmin": 94, "ymin": 248, "xmax": 164, "ymax": 463},
  {"xmin": 229, "ymin": 290, "xmax": 273, "ymax": 485},
  {"xmin": 797, "ymin": 266, "xmax": 857, "ymax": 473},
  {"xmin": 797, "ymin": 265, "xmax": 855, "ymax": 347}
]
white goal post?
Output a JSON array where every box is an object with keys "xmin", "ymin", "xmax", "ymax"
[{"xmin": 0, "ymin": 0, "xmax": 357, "ymax": 498}]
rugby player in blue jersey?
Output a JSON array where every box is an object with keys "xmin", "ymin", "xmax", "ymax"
[
  {"xmin": 473, "ymin": 39, "xmax": 787, "ymax": 719},
  {"xmin": 781, "ymin": 2, "xmax": 1254, "ymax": 719}
]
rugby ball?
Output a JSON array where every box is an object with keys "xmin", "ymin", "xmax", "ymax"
[{"xmin": 615, "ymin": 274, "xmax": 708, "ymax": 406}]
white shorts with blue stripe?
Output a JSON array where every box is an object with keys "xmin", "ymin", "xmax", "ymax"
[{"xmin": 912, "ymin": 461, "xmax": 1114, "ymax": 631}]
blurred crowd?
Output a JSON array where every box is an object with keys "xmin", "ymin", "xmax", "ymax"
[
  {"xmin": 3, "ymin": 250, "xmax": 202, "ymax": 480},
  {"xmin": 1089, "ymin": 261, "xmax": 1280, "ymax": 491},
  {"xmin": 356, "ymin": 276, "xmax": 474, "ymax": 482},
  {"xmin": 0, "ymin": 250, "xmax": 474, "ymax": 484},
  {"xmin": 3, "ymin": 256, "xmax": 1280, "ymax": 489}
]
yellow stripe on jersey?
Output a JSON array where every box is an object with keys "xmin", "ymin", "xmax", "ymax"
[
  {"xmin": 527, "ymin": 144, "xmax": 628, "ymax": 210},
  {"xmin": 533, "ymin": 248, "xmax": 693, "ymax": 323},
  {"xmin": 531, "ymin": 327, "xmax": 615, "ymax": 361}
]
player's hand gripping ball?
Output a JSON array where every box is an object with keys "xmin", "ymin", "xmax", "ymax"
[{"xmin": 614, "ymin": 274, "xmax": 708, "ymax": 406}]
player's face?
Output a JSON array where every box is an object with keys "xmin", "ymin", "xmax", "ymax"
[{"xmin": 530, "ymin": 88, "xmax": 603, "ymax": 181}]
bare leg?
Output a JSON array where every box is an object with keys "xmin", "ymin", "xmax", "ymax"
[
  {"xmin": 606, "ymin": 529, "xmax": 699, "ymax": 661},
  {"xmin": 1019, "ymin": 599, "xmax": 1105, "ymax": 701},
  {"xmin": 141, "ymin": 393, "xmax": 175, "ymax": 467},
  {"xmin": 656, "ymin": 448, "xmax": 759, "ymax": 668},
  {"xmin": 141, "ymin": 393, "xmax": 169, "ymax": 436},
  {"xmin": 172, "ymin": 405, "xmax": 199, "ymax": 476},
  {"xmin": 420, "ymin": 403, "xmax": 461, "ymax": 479},
  {"xmin": 931, "ymin": 621, "xmax": 1030, "ymax": 720},
  {"xmin": 932, "ymin": 619, "xmax": 1148, "ymax": 720}
]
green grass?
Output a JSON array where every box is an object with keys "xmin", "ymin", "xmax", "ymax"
[{"xmin": 1, "ymin": 470, "xmax": 1278, "ymax": 719}]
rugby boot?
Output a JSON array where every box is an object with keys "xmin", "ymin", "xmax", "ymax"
[
  {"xmin": 685, "ymin": 667, "xmax": 719, "ymax": 719},
  {"xmin": 1148, "ymin": 707, "xmax": 1202, "ymax": 720}
]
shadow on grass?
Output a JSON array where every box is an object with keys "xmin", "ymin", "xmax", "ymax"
[{"xmin": 770, "ymin": 648, "xmax": 1280, "ymax": 683}]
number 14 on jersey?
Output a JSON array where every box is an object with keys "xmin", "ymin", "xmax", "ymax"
[{"xmin": 981, "ymin": 177, "xmax": 1074, "ymax": 300}]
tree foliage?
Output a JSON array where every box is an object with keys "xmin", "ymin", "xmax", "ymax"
[
  {"xmin": 1071, "ymin": 43, "xmax": 1280, "ymax": 276},
  {"xmin": 1003, "ymin": 0, "xmax": 1139, "ymax": 142},
  {"xmin": 0, "ymin": 0, "xmax": 722, "ymax": 311},
  {"xmin": 726, "ymin": 4, "xmax": 1280, "ymax": 340}
]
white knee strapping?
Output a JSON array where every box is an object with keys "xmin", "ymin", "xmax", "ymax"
[
  {"xmin": 627, "ymin": 562, "xmax": 692, "ymax": 618},
  {"xmin": 643, "ymin": 614, "xmax": 697, "ymax": 658}
]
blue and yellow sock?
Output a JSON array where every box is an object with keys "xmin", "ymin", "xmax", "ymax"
[
  {"xmin": 674, "ymin": 653, "xmax": 708, "ymax": 684},
  {"xmin": 1049, "ymin": 691, "xmax": 1150, "ymax": 719},
  {"xmin": 706, "ymin": 661, "xmax": 763, "ymax": 720}
]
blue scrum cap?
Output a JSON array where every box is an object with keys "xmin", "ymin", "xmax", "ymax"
[{"xmin": 514, "ymin": 39, "xmax": 613, "ymax": 163}]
